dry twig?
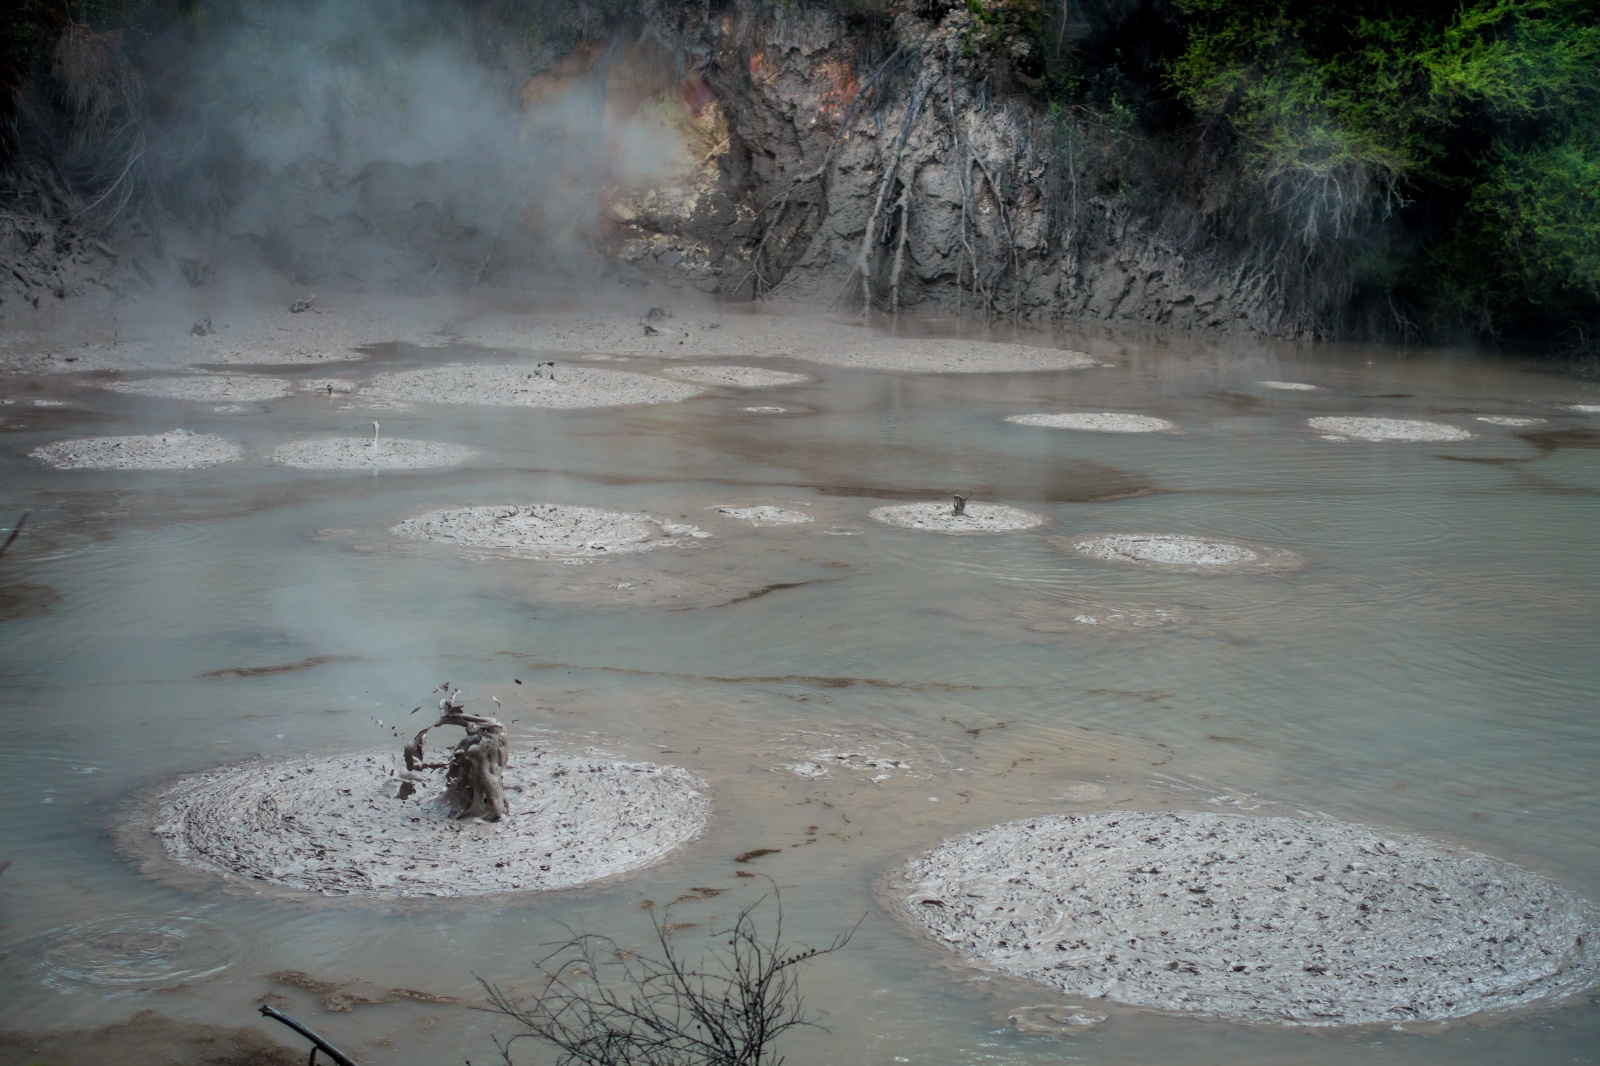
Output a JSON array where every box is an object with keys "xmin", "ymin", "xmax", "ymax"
[{"xmin": 482, "ymin": 889, "xmax": 857, "ymax": 1066}]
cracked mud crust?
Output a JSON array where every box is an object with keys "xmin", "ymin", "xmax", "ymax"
[
  {"xmin": 897, "ymin": 811, "xmax": 1599, "ymax": 1026},
  {"xmin": 133, "ymin": 749, "xmax": 709, "ymax": 898}
]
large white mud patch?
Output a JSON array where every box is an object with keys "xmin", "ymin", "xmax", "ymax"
[
  {"xmin": 391, "ymin": 504, "xmax": 707, "ymax": 558},
  {"xmin": 898, "ymin": 811, "xmax": 1598, "ymax": 1025},
  {"xmin": 143, "ymin": 750, "xmax": 708, "ymax": 898},
  {"xmin": 31, "ymin": 431, "xmax": 242, "ymax": 470}
]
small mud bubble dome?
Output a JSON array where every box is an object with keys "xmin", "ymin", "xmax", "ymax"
[
  {"xmin": 364, "ymin": 364, "xmax": 704, "ymax": 409},
  {"xmin": 101, "ymin": 374, "xmax": 294, "ymax": 402},
  {"xmin": 715, "ymin": 506, "xmax": 813, "ymax": 525},
  {"xmin": 1307, "ymin": 417, "xmax": 1473, "ymax": 442},
  {"xmin": 869, "ymin": 502, "xmax": 1044, "ymax": 534},
  {"xmin": 898, "ymin": 811, "xmax": 1600, "ymax": 1026},
  {"xmin": 1004, "ymin": 413, "xmax": 1174, "ymax": 433},
  {"xmin": 272, "ymin": 438, "xmax": 476, "ymax": 471},
  {"xmin": 390, "ymin": 504, "xmax": 707, "ymax": 557},
  {"xmin": 135, "ymin": 750, "xmax": 708, "ymax": 898},
  {"xmin": 1071, "ymin": 534, "xmax": 1300, "ymax": 571},
  {"xmin": 31, "ymin": 431, "xmax": 243, "ymax": 470}
]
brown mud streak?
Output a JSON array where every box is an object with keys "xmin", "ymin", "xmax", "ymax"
[
  {"xmin": 200, "ymin": 655, "xmax": 356, "ymax": 679},
  {"xmin": 495, "ymin": 653, "xmax": 995, "ymax": 692},
  {"xmin": 0, "ymin": 582, "xmax": 58, "ymax": 620},
  {"xmin": 1519, "ymin": 426, "xmax": 1600, "ymax": 456},
  {"xmin": 1439, "ymin": 427, "xmax": 1600, "ymax": 465},
  {"xmin": 678, "ymin": 575, "xmax": 846, "ymax": 610},
  {"xmin": 0, "ymin": 1011, "xmax": 302, "ymax": 1066},
  {"xmin": 1437, "ymin": 429, "xmax": 1600, "ymax": 493}
]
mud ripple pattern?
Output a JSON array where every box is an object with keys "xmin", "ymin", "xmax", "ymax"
[
  {"xmin": 899, "ymin": 811, "xmax": 1599, "ymax": 1025},
  {"xmin": 145, "ymin": 750, "xmax": 708, "ymax": 897}
]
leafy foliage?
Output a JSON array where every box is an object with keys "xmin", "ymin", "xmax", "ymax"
[{"xmin": 1167, "ymin": 0, "xmax": 1600, "ymax": 335}]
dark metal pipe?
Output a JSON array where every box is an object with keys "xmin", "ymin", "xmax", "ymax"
[{"xmin": 257, "ymin": 1005, "xmax": 360, "ymax": 1066}]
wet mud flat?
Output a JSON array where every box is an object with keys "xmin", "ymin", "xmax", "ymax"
[{"xmin": 2, "ymin": 298, "xmax": 1600, "ymax": 1066}]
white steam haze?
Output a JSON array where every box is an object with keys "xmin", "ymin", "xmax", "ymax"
[{"xmin": 160, "ymin": 0, "xmax": 667, "ymax": 293}]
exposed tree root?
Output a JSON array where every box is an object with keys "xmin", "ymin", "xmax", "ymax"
[
  {"xmin": 889, "ymin": 169, "xmax": 914, "ymax": 316},
  {"xmin": 842, "ymin": 71, "xmax": 931, "ymax": 314},
  {"xmin": 404, "ymin": 686, "xmax": 510, "ymax": 821},
  {"xmin": 739, "ymin": 49, "xmax": 905, "ymax": 299}
]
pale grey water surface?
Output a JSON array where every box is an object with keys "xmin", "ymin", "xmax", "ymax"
[{"xmin": 3, "ymin": 322, "xmax": 1600, "ymax": 1064}]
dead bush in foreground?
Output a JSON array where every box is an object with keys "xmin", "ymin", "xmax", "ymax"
[{"xmin": 482, "ymin": 892, "xmax": 857, "ymax": 1066}]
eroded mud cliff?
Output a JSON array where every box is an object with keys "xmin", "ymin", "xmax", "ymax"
[{"xmin": 0, "ymin": 1, "xmax": 1334, "ymax": 339}]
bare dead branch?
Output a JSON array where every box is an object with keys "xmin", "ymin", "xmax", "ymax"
[
  {"xmin": 0, "ymin": 514, "xmax": 26, "ymax": 560},
  {"xmin": 481, "ymin": 888, "xmax": 858, "ymax": 1066}
]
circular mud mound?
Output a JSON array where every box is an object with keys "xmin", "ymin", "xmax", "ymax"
[
  {"xmin": 365, "ymin": 365, "xmax": 703, "ymax": 408},
  {"xmin": 715, "ymin": 505, "xmax": 813, "ymax": 525},
  {"xmin": 273, "ymin": 438, "xmax": 476, "ymax": 471},
  {"xmin": 102, "ymin": 374, "xmax": 293, "ymax": 402},
  {"xmin": 660, "ymin": 365, "xmax": 809, "ymax": 388},
  {"xmin": 1308, "ymin": 416, "xmax": 1473, "ymax": 442},
  {"xmin": 391, "ymin": 504, "xmax": 706, "ymax": 558},
  {"xmin": 899, "ymin": 811, "xmax": 1599, "ymax": 1026},
  {"xmin": 31, "ymin": 431, "xmax": 242, "ymax": 470},
  {"xmin": 870, "ymin": 502, "xmax": 1045, "ymax": 534},
  {"xmin": 145, "ymin": 750, "xmax": 708, "ymax": 897},
  {"xmin": 1072, "ymin": 534, "xmax": 1276, "ymax": 568},
  {"xmin": 1005, "ymin": 412, "xmax": 1174, "ymax": 433},
  {"xmin": 1260, "ymin": 381, "xmax": 1318, "ymax": 391}
]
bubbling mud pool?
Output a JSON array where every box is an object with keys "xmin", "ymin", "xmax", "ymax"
[{"xmin": 3, "ymin": 304, "xmax": 1600, "ymax": 1066}]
